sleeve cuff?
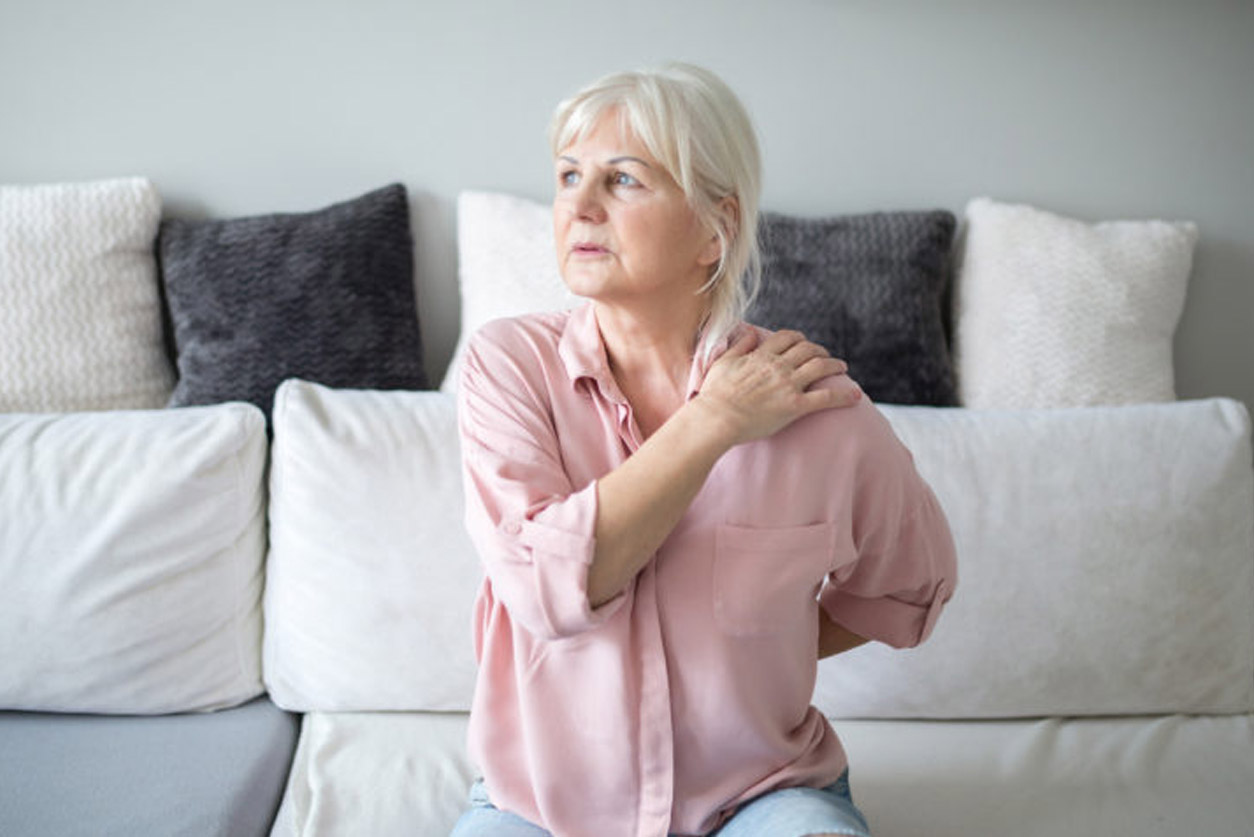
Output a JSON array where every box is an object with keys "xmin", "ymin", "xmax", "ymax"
[
  {"xmin": 505, "ymin": 482, "xmax": 624, "ymax": 637},
  {"xmin": 822, "ymin": 580, "xmax": 954, "ymax": 649}
]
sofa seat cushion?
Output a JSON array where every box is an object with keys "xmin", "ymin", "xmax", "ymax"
[
  {"xmin": 270, "ymin": 710, "xmax": 1254, "ymax": 837},
  {"xmin": 0, "ymin": 697, "xmax": 299, "ymax": 837}
]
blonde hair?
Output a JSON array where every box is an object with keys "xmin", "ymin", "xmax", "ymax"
[{"xmin": 549, "ymin": 63, "xmax": 762, "ymax": 358}]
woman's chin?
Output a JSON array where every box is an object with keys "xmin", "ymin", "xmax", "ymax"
[{"xmin": 560, "ymin": 272, "xmax": 610, "ymax": 300}]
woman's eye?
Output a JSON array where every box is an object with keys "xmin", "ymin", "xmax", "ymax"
[
  {"xmin": 558, "ymin": 170, "xmax": 580, "ymax": 187},
  {"xmin": 611, "ymin": 172, "xmax": 639, "ymax": 187}
]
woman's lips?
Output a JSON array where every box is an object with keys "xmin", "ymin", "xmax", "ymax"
[{"xmin": 571, "ymin": 242, "xmax": 609, "ymax": 255}]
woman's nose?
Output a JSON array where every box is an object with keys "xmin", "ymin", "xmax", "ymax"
[{"xmin": 572, "ymin": 183, "xmax": 607, "ymax": 223}]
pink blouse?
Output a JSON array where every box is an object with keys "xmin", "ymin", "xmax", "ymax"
[{"xmin": 457, "ymin": 303, "xmax": 956, "ymax": 837}]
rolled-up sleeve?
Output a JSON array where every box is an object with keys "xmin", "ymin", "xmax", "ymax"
[
  {"xmin": 458, "ymin": 324, "xmax": 624, "ymax": 640},
  {"xmin": 819, "ymin": 404, "xmax": 957, "ymax": 648}
]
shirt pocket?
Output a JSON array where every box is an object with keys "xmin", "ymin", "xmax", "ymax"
[{"xmin": 713, "ymin": 522, "xmax": 835, "ymax": 637}]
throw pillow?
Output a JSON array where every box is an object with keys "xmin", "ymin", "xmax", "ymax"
[
  {"xmin": 159, "ymin": 184, "xmax": 428, "ymax": 419},
  {"xmin": 0, "ymin": 177, "xmax": 175, "ymax": 411},
  {"xmin": 749, "ymin": 210, "xmax": 958, "ymax": 406},
  {"xmin": 440, "ymin": 190, "xmax": 579, "ymax": 392},
  {"xmin": 0, "ymin": 403, "xmax": 268, "ymax": 714},
  {"xmin": 264, "ymin": 380, "xmax": 481, "ymax": 712},
  {"xmin": 952, "ymin": 197, "xmax": 1197, "ymax": 408},
  {"xmin": 816, "ymin": 398, "xmax": 1254, "ymax": 718}
]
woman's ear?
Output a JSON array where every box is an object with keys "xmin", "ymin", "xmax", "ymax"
[{"xmin": 699, "ymin": 196, "xmax": 739, "ymax": 268}]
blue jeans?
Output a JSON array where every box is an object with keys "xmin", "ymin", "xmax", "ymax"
[{"xmin": 448, "ymin": 770, "xmax": 871, "ymax": 836}]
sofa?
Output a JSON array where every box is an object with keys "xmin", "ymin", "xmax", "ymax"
[{"xmin": 1, "ymin": 178, "xmax": 1251, "ymax": 837}]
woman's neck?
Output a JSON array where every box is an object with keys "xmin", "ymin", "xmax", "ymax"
[{"xmin": 593, "ymin": 300, "xmax": 707, "ymax": 392}]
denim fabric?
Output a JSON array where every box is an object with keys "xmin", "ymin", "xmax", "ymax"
[{"xmin": 448, "ymin": 771, "xmax": 871, "ymax": 837}]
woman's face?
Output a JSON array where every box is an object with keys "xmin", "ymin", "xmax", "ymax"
[{"xmin": 553, "ymin": 113, "xmax": 721, "ymax": 309}]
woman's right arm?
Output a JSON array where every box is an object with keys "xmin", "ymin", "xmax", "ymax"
[
  {"xmin": 459, "ymin": 324, "xmax": 858, "ymax": 637},
  {"xmin": 587, "ymin": 328, "xmax": 859, "ymax": 605}
]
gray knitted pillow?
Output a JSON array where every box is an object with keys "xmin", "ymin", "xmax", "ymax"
[
  {"xmin": 159, "ymin": 184, "xmax": 428, "ymax": 419},
  {"xmin": 749, "ymin": 210, "xmax": 957, "ymax": 406}
]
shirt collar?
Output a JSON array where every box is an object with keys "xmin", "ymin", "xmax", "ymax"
[{"xmin": 557, "ymin": 301, "xmax": 744, "ymax": 405}]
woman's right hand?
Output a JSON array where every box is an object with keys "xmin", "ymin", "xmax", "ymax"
[{"xmin": 694, "ymin": 329, "xmax": 861, "ymax": 447}]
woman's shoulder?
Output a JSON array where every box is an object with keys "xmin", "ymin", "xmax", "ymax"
[
  {"xmin": 790, "ymin": 385, "xmax": 913, "ymax": 468},
  {"xmin": 459, "ymin": 308, "xmax": 578, "ymax": 398},
  {"xmin": 468, "ymin": 308, "xmax": 573, "ymax": 355}
]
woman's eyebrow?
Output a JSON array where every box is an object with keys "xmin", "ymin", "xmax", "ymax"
[{"xmin": 556, "ymin": 154, "xmax": 652, "ymax": 168}]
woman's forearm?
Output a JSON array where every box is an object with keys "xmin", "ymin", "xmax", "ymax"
[{"xmin": 587, "ymin": 398, "xmax": 734, "ymax": 606}]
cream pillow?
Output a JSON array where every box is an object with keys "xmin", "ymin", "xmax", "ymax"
[
  {"xmin": 0, "ymin": 178, "xmax": 176, "ymax": 411},
  {"xmin": 0, "ymin": 403, "xmax": 267, "ymax": 713},
  {"xmin": 953, "ymin": 197, "xmax": 1197, "ymax": 408},
  {"xmin": 817, "ymin": 398, "xmax": 1254, "ymax": 718},
  {"xmin": 263, "ymin": 380, "xmax": 481, "ymax": 711},
  {"xmin": 440, "ymin": 191, "xmax": 578, "ymax": 392}
]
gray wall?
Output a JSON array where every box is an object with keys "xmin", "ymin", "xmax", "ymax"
[{"xmin": 3, "ymin": 0, "xmax": 1251, "ymax": 414}]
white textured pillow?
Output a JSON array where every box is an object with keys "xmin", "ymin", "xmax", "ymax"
[
  {"xmin": 439, "ymin": 191, "xmax": 579, "ymax": 392},
  {"xmin": 0, "ymin": 178, "xmax": 176, "ymax": 411},
  {"xmin": 953, "ymin": 197, "xmax": 1197, "ymax": 408},
  {"xmin": 0, "ymin": 403, "xmax": 267, "ymax": 713},
  {"xmin": 817, "ymin": 398, "xmax": 1254, "ymax": 718},
  {"xmin": 264, "ymin": 380, "xmax": 482, "ymax": 711}
]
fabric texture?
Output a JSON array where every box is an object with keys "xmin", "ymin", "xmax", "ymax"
[
  {"xmin": 270, "ymin": 710, "xmax": 1254, "ymax": 837},
  {"xmin": 953, "ymin": 197, "xmax": 1197, "ymax": 408},
  {"xmin": 0, "ymin": 177, "xmax": 175, "ymax": 411},
  {"xmin": 263, "ymin": 379, "xmax": 481, "ymax": 712},
  {"xmin": 455, "ymin": 304, "xmax": 955, "ymax": 837},
  {"xmin": 0, "ymin": 697, "xmax": 298, "ymax": 837},
  {"xmin": 816, "ymin": 397, "xmax": 1254, "ymax": 718},
  {"xmin": 159, "ymin": 183, "xmax": 428, "ymax": 419},
  {"xmin": 0, "ymin": 403, "xmax": 268, "ymax": 713},
  {"xmin": 750, "ymin": 210, "xmax": 958, "ymax": 406},
  {"xmin": 440, "ymin": 190, "xmax": 580, "ymax": 392}
]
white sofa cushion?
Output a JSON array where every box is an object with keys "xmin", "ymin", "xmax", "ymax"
[
  {"xmin": 817, "ymin": 397, "xmax": 1254, "ymax": 718},
  {"xmin": 439, "ymin": 191, "xmax": 578, "ymax": 392},
  {"xmin": 263, "ymin": 379, "xmax": 481, "ymax": 711},
  {"xmin": 270, "ymin": 711, "xmax": 1254, "ymax": 837},
  {"xmin": 0, "ymin": 177, "xmax": 176, "ymax": 411},
  {"xmin": 262, "ymin": 382, "xmax": 1253, "ymax": 719},
  {"xmin": 953, "ymin": 197, "xmax": 1197, "ymax": 408},
  {"xmin": 0, "ymin": 403, "xmax": 267, "ymax": 713}
]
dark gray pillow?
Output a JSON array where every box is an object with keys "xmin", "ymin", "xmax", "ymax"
[
  {"xmin": 749, "ymin": 210, "xmax": 957, "ymax": 406},
  {"xmin": 159, "ymin": 184, "xmax": 428, "ymax": 419}
]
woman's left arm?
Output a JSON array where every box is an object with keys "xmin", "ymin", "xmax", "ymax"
[
  {"xmin": 818, "ymin": 609, "xmax": 868, "ymax": 659},
  {"xmin": 819, "ymin": 402, "xmax": 958, "ymax": 650}
]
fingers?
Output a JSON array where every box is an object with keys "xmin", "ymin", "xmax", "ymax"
[
  {"xmin": 757, "ymin": 329, "xmax": 808, "ymax": 356},
  {"xmin": 756, "ymin": 329, "xmax": 848, "ymax": 379},
  {"xmin": 799, "ymin": 374, "xmax": 863, "ymax": 413},
  {"xmin": 793, "ymin": 356, "xmax": 851, "ymax": 390},
  {"xmin": 721, "ymin": 328, "xmax": 760, "ymax": 360}
]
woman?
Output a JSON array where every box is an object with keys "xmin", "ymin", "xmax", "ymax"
[{"xmin": 451, "ymin": 63, "xmax": 956, "ymax": 837}]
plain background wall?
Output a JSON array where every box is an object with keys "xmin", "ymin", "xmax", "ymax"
[{"xmin": 2, "ymin": 0, "xmax": 1251, "ymax": 414}]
